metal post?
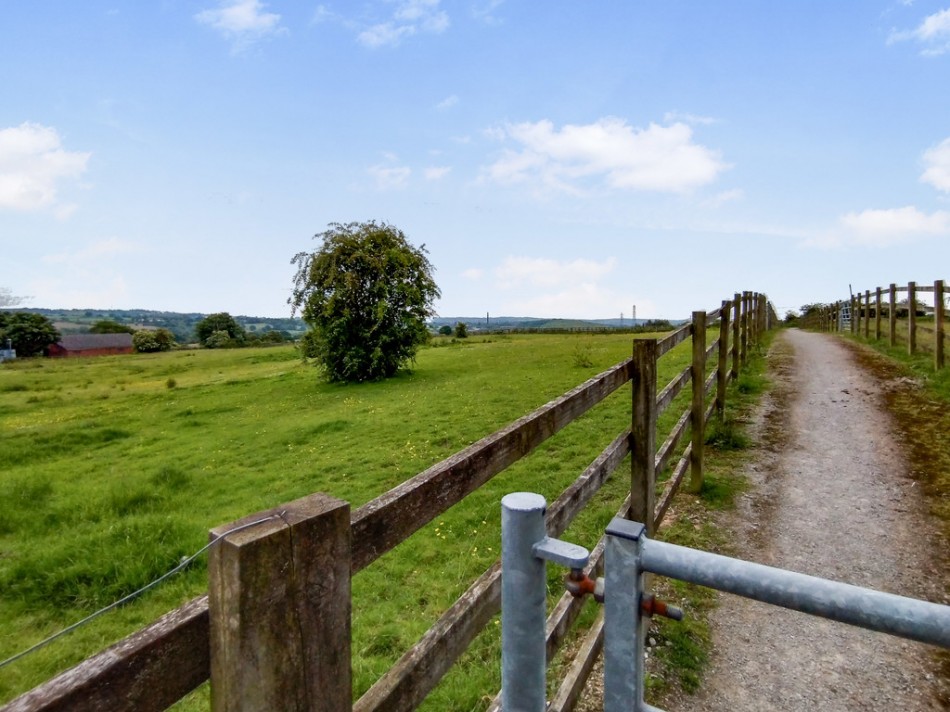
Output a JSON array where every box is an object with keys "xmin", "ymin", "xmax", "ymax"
[
  {"xmin": 603, "ymin": 519, "xmax": 646, "ymax": 712},
  {"xmin": 501, "ymin": 493, "xmax": 547, "ymax": 712}
]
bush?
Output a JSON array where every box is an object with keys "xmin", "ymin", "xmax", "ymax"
[
  {"xmin": 132, "ymin": 328, "xmax": 175, "ymax": 353},
  {"xmin": 454, "ymin": 322, "xmax": 468, "ymax": 338},
  {"xmin": 289, "ymin": 221, "xmax": 440, "ymax": 382},
  {"xmin": 204, "ymin": 330, "xmax": 232, "ymax": 349},
  {"xmin": 438, "ymin": 325, "xmax": 453, "ymax": 336}
]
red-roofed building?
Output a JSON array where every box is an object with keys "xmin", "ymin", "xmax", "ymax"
[{"xmin": 48, "ymin": 333, "xmax": 134, "ymax": 358}]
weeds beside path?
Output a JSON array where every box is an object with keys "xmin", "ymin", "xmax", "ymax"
[{"xmin": 673, "ymin": 328, "xmax": 949, "ymax": 711}]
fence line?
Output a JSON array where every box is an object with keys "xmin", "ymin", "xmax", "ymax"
[
  {"xmin": 4, "ymin": 292, "xmax": 777, "ymax": 712},
  {"xmin": 809, "ymin": 279, "xmax": 947, "ymax": 371}
]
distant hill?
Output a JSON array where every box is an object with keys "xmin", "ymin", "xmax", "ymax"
[
  {"xmin": 430, "ymin": 315, "xmax": 681, "ymax": 332},
  {"xmin": 9, "ymin": 308, "xmax": 307, "ymax": 344}
]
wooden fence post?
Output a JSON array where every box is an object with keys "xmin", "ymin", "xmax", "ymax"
[
  {"xmin": 732, "ymin": 293, "xmax": 741, "ymax": 379},
  {"xmin": 749, "ymin": 292, "xmax": 759, "ymax": 346},
  {"xmin": 630, "ymin": 339, "xmax": 657, "ymax": 533},
  {"xmin": 209, "ymin": 493, "xmax": 351, "ymax": 712},
  {"xmin": 936, "ymin": 279, "xmax": 945, "ymax": 371},
  {"xmin": 875, "ymin": 287, "xmax": 882, "ymax": 341},
  {"xmin": 889, "ymin": 283, "xmax": 897, "ymax": 346},
  {"xmin": 688, "ymin": 311, "xmax": 706, "ymax": 494},
  {"xmin": 740, "ymin": 292, "xmax": 750, "ymax": 366},
  {"xmin": 850, "ymin": 295, "xmax": 857, "ymax": 335},
  {"xmin": 909, "ymin": 281, "xmax": 917, "ymax": 355},
  {"xmin": 716, "ymin": 300, "xmax": 731, "ymax": 422},
  {"xmin": 864, "ymin": 290, "xmax": 870, "ymax": 338}
]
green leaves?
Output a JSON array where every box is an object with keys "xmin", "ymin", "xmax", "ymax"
[
  {"xmin": 289, "ymin": 221, "xmax": 440, "ymax": 382},
  {"xmin": 0, "ymin": 312, "xmax": 60, "ymax": 357}
]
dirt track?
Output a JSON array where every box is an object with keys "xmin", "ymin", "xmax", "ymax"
[{"xmin": 673, "ymin": 329, "xmax": 947, "ymax": 711}]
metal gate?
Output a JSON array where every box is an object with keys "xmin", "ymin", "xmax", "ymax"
[{"xmin": 500, "ymin": 492, "xmax": 950, "ymax": 712}]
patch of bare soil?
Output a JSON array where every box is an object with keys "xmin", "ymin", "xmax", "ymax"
[{"xmin": 670, "ymin": 329, "xmax": 949, "ymax": 711}]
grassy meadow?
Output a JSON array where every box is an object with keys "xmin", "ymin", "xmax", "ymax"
[{"xmin": 0, "ymin": 332, "xmax": 710, "ymax": 708}]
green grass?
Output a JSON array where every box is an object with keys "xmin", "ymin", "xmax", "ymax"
[
  {"xmin": 1, "ymin": 327, "xmax": 761, "ymax": 709},
  {"xmin": 0, "ymin": 333, "xmax": 706, "ymax": 708}
]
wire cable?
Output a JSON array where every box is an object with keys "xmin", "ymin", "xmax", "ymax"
[{"xmin": 0, "ymin": 512, "xmax": 284, "ymax": 671}]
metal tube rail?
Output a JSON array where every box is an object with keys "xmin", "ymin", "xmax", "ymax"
[
  {"xmin": 603, "ymin": 517, "xmax": 950, "ymax": 712},
  {"xmin": 638, "ymin": 535, "xmax": 950, "ymax": 648}
]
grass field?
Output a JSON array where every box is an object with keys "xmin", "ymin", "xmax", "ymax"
[{"xmin": 0, "ymin": 332, "xmax": 719, "ymax": 708}]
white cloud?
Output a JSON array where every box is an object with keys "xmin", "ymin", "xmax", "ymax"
[
  {"xmin": 889, "ymin": 8, "xmax": 950, "ymax": 54},
  {"xmin": 195, "ymin": 0, "xmax": 284, "ymax": 48},
  {"xmin": 0, "ymin": 122, "xmax": 90, "ymax": 212},
  {"xmin": 358, "ymin": 0, "xmax": 449, "ymax": 48},
  {"xmin": 462, "ymin": 268, "xmax": 484, "ymax": 280},
  {"xmin": 921, "ymin": 137, "xmax": 950, "ymax": 192},
  {"xmin": 368, "ymin": 163, "xmax": 411, "ymax": 189},
  {"xmin": 436, "ymin": 94, "xmax": 459, "ymax": 111},
  {"xmin": 484, "ymin": 117, "xmax": 728, "ymax": 194},
  {"xmin": 495, "ymin": 256, "xmax": 617, "ymax": 289},
  {"xmin": 805, "ymin": 206, "xmax": 950, "ymax": 248},
  {"xmin": 424, "ymin": 165, "xmax": 451, "ymax": 180}
]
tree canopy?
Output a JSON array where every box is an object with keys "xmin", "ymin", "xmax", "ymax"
[
  {"xmin": 0, "ymin": 312, "xmax": 60, "ymax": 356},
  {"xmin": 289, "ymin": 221, "xmax": 440, "ymax": 382},
  {"xmin": 195, "ymin": 312, "xmax": 245, "ymax": 346},
  {"xmin": 90, "ymin": 319, "xmax": 136, "ymax": 334}
]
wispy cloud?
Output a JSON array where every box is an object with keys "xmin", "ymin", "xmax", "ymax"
[
  {"xmin": 888, "ymin": 7, "xmax": 950, "ymax": 55},
  {"xmin": 368, "ymin": 163, "xmax": 411, "ymax": 190},
  {"xmin": 42, "ymin": 237, "xmax": 139, "ymax": 264},
  {"xmin": 921, "ymin": 137, "xmax": 950, "ymax": 192},
  {"xmin": 195, "ymin": 0, "xmax": 285, "ymax": 49},
  {"xmin": 495, "ymin": 256, "xmax": 617, "ymax": 289},
  {"xmin": 424, "ymin": 165, "xmax": 451, "ymax": 180},
  {"xmin": 805, "ymin": 206, "xmax": 950, "ymax": 248},
  {"xmin": 483, "ymin": 117, "xmax": 728, "ymax": 195},
  {"xmin": 488, "ymin": 255, "xmax": 631, "ymax": 319},
  {"xmin": 436, "ymin": 94, "xmax": 459, "ymax": 111},
  {"xmin": 0, "ymin": 122, "xmax": 90, "ymax": 213},
  {"xmin": 358, "ymin": 0, "xmax": 449, "ymax": 48},
  {"xmin": 663, "ymin": 111, "xmax": 717, "ymax": 126},
  {"xmin": 462, "ymin": 267, "xmax": 484, "ymax": 280}
]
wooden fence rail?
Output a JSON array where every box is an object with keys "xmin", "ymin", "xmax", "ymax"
[
  {"xmin": 810, "ymin": 280, "xmax": 947, "ymax": 371},
  {"xmin": 4, "ymin": 292, "xmax": 775, "ymax": 712}
]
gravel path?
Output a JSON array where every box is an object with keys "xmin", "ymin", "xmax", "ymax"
[{"xmin": 673, "ymin": 329, "xmax": 947, "ymax": 711}]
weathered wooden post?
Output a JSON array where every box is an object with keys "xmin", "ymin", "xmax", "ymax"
[
  {"xmin": 909, "ymin": 281, "xmax": 917, "ymax": 355},
  {"xmin": 875, "ymin": 287, "xmax": 882, "ymax": 341},
  {"xmin": 851, "ymin": 294, "xmax": 857, "ymax": 335},
  {"xmin": 749, "ymin": 292, "xmax": 759, "ymax": 346},
  {"xmin": 936, "ymin": 280, "xmax": 945, "ymax": 371},
  {"xmin": 716, "ymin": 300, "xmax": 731, "ymax": 422},
  {"xmin": 864, "ymin": 290, "xmax": 871, "ymax": 339},
  {"xmin": 732, "ymin": 293, "xmax": 741, "ymax": 379},
  {"xmin": 889, "ymin": 283, "xmax": 897, "ymax": 346},
  {"xmin": 630, "ymin": 339, "xmax": 657, "ymax": 533},
  {"xmin": 688, "ymin": 311, "xmax": 706, "ymax": 494},
  {"xmin": 209, "ymin": 493, "xmax": 351, "ymax": 712},
  {"xmin": 740, "ymin": 292, "xmax": 750, "ymax": 367}
]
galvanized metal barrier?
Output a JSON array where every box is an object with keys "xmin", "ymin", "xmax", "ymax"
[{"xmin": 501, "ymin": 493, "xmax": 950, "ymax": 712}]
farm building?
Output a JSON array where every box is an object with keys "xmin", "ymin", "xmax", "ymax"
[{"xmin": 48, "ymin": 333, "xmax": 134, "ymax": 357}]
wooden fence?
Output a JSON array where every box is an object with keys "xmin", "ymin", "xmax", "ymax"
[
  {"xmin": 809, "ymin": 280, "xmax": 947, "ymax": 371},
  {"xmin": 4, "ymin": 292, "xmax": 776, "ymax": 712}
]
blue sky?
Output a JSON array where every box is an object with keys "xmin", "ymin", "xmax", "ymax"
[{"xmin": 2, "ymin": 1, "xmax": 949, "ymax": 320}]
